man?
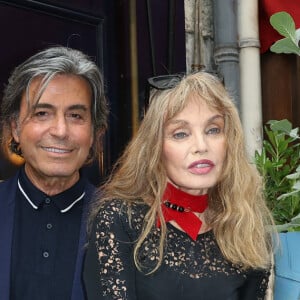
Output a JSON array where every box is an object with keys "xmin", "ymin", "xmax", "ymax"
[{"xmin": 0, "ymin": 46, "xmax": 108, "ymax": 300}]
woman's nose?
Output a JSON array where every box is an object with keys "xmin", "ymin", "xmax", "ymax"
[{"xmin": 192, "ymin": 134, "xmax": 208, "ymax": 154}]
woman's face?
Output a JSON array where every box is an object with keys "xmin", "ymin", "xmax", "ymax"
[{"xmin": 162, "ymin": 95, "xmax": 227, "ymax": 195}]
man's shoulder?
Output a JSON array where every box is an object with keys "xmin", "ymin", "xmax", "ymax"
[
  {"xmin": 83, "ymin": 181, "xmax": 97, "ymax": 201},
  {"xmin": 0, "ymin": 172, "xmax": 19, "ymax": 214},
  {"xmin": 0, "ymin": 172, "xmax": 19, "ymax": 191},
  {"xmin": 85, "ymin": 181, "xmax": 96, "ymax": 191}
]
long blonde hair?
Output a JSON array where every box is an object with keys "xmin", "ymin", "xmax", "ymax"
[{"xmin": 91, "ymin": 72, "xmax": 274, "ymax": 273}]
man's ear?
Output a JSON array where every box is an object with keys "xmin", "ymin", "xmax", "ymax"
[{"xmin": 10, "ymin": 120, "xmax": 20, "ymax": 143}]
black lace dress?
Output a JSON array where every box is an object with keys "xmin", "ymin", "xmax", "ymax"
[{"xmin": 83, "ymin": 199, "xmax": 269, "ymax": 300}]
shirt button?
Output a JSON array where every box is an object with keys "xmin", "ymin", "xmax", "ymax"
[
  {"xmin": 46, "ymin": 223, "xmax": 52, "ymax": 230},
  {"xmin": 45, "ymin": 198, "xmax": 51, "ymax": 204},
  {"xmin": 43, "ymin": 251, "xmax": 49, "ymax": 258}
]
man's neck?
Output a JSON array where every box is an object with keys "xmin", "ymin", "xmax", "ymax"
[{"xmin": 24, "ymin": 166, "xmax": 80, "ymax": 196}]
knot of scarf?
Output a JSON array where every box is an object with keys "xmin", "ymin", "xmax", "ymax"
[{"xmin": 157, "ymin": 183, "xmax": 208, "ymax": 241}]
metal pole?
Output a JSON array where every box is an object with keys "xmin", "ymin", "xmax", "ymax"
[
  {"xmin": 146, "ymin": 0, "xmax": 156, "ymax": 76},
  {"xmin": 238, "ymin": 0, "xmax": 263, "ymax": 158},
  {"xmin": 129, "ymin": 0, "xmax": 139, "ymax": 135},
  {"xmin": 213, "ymin": 0, "xmax": 240, "ymax": 110},
  {"xmin": 168, "ymin": 0, "xmax": 175, "ymax": 73}
]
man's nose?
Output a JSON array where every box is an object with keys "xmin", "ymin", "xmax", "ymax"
[{"xmin": 49, "ymin": 114, "xmax": 69, "ymax": 138}]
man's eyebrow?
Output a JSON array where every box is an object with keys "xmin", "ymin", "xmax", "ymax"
[
  {"xmin": 33, "ymin": 103, "xmax": 89, "ymax": 111},
  {"xmin": 33, "ymin": 103, "xmax": 53, "ymax": 109},
  {"xmin": 68, "ymin": 104, "xmax": 89, "ymax": 111}
]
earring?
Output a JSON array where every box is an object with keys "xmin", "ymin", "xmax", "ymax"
[{"xmin": 9, "ymin": 137, "xmax": 23, "ymax": 156}]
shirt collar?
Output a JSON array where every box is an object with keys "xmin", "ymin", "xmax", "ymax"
[{"xmin": 18, "ymin": 166, "xmax": 87, "ymax": 213}]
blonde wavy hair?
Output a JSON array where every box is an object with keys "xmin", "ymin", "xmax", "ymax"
[{"xmin": 91, "ymin": 71, "xmax": 275, "ymax": 273}]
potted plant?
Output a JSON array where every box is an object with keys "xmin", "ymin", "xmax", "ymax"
[
  {"xmin": 255, "ymin": 11, "xmax": 300, "ymax": 299},
  {"xmin": 255, "ymin": 121, "xmax": 300, "ymax": 296},
  {"xmin": 255, "ymin": 119, "xmax": 300, "ymax": 232}
]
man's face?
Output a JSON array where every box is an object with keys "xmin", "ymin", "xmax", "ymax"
[{"xmin": 11, "ymin": 74, "xmax": 94, "ymax": 191}]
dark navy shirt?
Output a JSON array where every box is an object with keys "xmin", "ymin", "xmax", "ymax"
[{"xmin": 10, "ymin": 166, "xmax": 86, "ymax": 300}]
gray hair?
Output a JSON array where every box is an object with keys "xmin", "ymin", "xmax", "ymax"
[{"xmin": 0, "ymin": 46, "xmax": 109, "ymax": 162}]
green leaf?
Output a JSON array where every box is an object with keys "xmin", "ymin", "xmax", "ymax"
[
  {"xmin": 270, "ymin": 12, "xmax": 296, "ymax": 40},
  {"xmin": 296, "ymin": 28, "xmax": 300, "ymax": 43},
  {"xmin": 270, "ymin": 38, "xmax": 300, "ymax": 55},
  {"xmin": 290, "ymin": 128, "xmax": 300, "ymax": 139},
  {"xmin": 269, "ymin": 12, "xmax": 300, "ymax": 55},
  {"xmin": 293, "ymin": 181, "xmax": 300, "ymax": 190},
  {"xmin": 276, "ymin": 223, "xmax": 293, "ymax": 232},
  {"xmin": 286, "ymin": 173, "xmax": 300, "ymax": 180},
  {"xmin": 269, "ymin": 119, "xmax": 292, "ymax": 133},
  {"xmin": 291, "ymin": 212, "xmax": 300, "ymax": 224},
  {"xmin": 277, "ymin": 190, "xmax": 298, "ymax": 200},
  {"xmin": 255, "ymin": 119, "xmax": 300, "ymax": 230},
  {"xmin": 288, "ymin": 226, "xmax": 300, "ymax": 232}
]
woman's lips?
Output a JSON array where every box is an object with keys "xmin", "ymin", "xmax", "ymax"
[{"xmin": 188, "ymin": 160, "xmax": 214, "ymax": 175}]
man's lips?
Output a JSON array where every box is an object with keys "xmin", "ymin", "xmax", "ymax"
[
  {"xmin": 42, "ymin": 146, "xmax": 72, "ymax": 154},
  {"xmin": 188, "ymin": 160, "xmax": 214, "ymax": 175}
]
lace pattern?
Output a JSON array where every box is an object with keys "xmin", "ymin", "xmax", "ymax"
[{"xmin": 92, "ymin": 199, "xmax": 269, "ymax": 299}]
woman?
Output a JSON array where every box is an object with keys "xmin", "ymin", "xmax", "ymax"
[{"xmin": 84, "ymin": 72, "xmax": 274, "ymax": 300}]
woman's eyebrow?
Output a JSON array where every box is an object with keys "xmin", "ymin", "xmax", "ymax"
[
  {"xmin": 207, "ymin": 114, "xmax": 224, "ymax": 123},
  {"xmin": 167, "ymin": 114, "xmax": 224, "ymax": 125},
  {"xmin": 166, "ymin": 119, "xmax": 189, "ymax": 127}
]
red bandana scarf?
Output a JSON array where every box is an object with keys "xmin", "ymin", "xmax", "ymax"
[{"xmin": 157, "ymin": 183, "xmax": 208, "ymax": 241}]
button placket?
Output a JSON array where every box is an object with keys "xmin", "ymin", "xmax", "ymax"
[
  {"xmin": 46, "ymin": 223, "xmax": 53, "ymax": 230},
  {"xmin": 43, "ymin": 251, "xmax": 49, "ymax": 258},
  {"xmin": 40, "ymin": 196, "xmax": 55, "ymax": 271},
  {"xmin": 45, "ymin": 197, "xmax": 51, "ymax": 204}
]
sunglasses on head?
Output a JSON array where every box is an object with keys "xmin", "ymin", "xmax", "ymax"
[{"xmin": 147, "ymin": 74, "xmax": 184, "ymax": 90}]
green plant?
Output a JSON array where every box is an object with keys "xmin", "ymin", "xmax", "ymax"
[
  {"xmin": 255, "ymin": 12, "xmax": 300, "ymax": 231},
  {"xmin": 255, "ymin": 119, "xmax": 300, "ymax": 232},
  {"xmin": 270, "ymin": 11, "xmax": 300, "ymax": 55}
]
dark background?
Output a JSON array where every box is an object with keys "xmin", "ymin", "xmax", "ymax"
[{"xmin": 0, "ymin": 0, "xmax": 186, "ymax": 185}]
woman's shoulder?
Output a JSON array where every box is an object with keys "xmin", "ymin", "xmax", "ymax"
[
  {"xmin": 94, "ymin": 198, "xmax": 149, "ymax": 229},
  {"xmin": 96, "ymin": 198, "xmax": 148, "ymax": 213}
]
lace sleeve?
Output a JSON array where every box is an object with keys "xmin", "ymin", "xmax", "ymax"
[
  {"xmin": 84, "ymin": 200, "xmax": 138, "ymax": 300},
  {"xmin": 238, "ymin": 268, "xmax": 271, "ymax": 300}
]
